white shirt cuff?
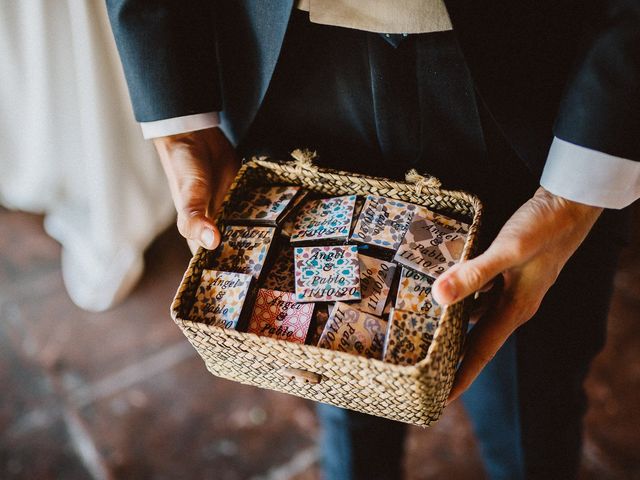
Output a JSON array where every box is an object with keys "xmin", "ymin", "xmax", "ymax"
[
  {"xmin": 540, "ymin": 137, "xmax": 640, "ymax": 209},
  {"xmin": 140, "ymin": 112, "xmax": 220, "ymax": 139}
]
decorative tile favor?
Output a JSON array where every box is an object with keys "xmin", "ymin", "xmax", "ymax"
[
  {"xmin": 289, "ymin": 195, "xmax": 356, "ymax": 243},
  {"xmin": 353, "ymin": 255, "xmax": 396, "ymax": 316},
  {"xmin": 209, "ymin": 225, "xmax": 276, "ymax": 280},
  {"xmin": 350, "ymin": 195, "xmax": 419, "ymax": 250},
  {"xmin": 247, "ymin": 289, "xmax": 314, "ymax": 343},
  {"xmin": 383, "ymin": 308, "xmax": 439, "ymax": 366},
  {"xmin": 317, "ymin": 302, "xmax": 387, "ymax": 359},
  {"xmin": 294, "ymin": 245, "xmax": 361, "ymax": 303},
  {"xmin": 225, "ymin": 185, "xmax": 302, "ymax": 225},
  {"xmin": 393, "ymin": 208, "xmax": 469, "ymax": 278},
  {"xmin": 189, "ymin": 270, "xmax": 252, "ymax": 329},
  {"xmin": 262, "ymin": 246, "xmax": 296, "ymax": 292},
  {"xmin": 394, "ymin": 267, "xmax": 442, "ymax": 318}
]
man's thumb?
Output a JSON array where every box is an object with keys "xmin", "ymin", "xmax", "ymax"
[
  {"xmin": 432, "ymin": 253, "xmax": 507, "ymax": 305},
  {"xmin": 177, "ymin": 212, "xmax": 221, "ymax": 250}
]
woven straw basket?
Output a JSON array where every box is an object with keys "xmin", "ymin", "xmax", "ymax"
[{"xmin": 170, "ymin": 155, "xmax": 483, "ymax": 426}]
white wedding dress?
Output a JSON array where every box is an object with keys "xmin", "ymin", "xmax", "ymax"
[{"xmin": 0, "ymin": 1, "xmax": 175, "ymax": 311}]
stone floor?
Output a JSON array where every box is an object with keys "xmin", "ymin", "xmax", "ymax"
[{"xmin": 1, "ymin": 206, "xmax": 638, "ymax": 480}]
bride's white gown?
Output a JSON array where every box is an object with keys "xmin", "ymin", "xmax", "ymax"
[{"xmin": 0, "ymin": 1, "xmax": 175, "ymax": 311}]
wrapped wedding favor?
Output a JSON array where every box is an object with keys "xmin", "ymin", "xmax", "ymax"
[
  {"xmin": 394, "ymin": 208, "xmax": 469, "ymax": 278},
  {"xmin": 317, "ymin": 302, "xmax": 387, "ymax": 359},
  {"xmin": 247, "ymin": 289, "xmax": 314, "ymax": 343},
  {"xmin": 224, "ymin": 185, "xmax": 302, "ymax": 225},
  {"xmin": 294, "ymin": 245, "xmax": 361, "ymax": 302},
  {"xmin": 189, "ymin": 270, "xmax": 253, "ymax": 329},
  {"xmin": 350, "ymin": 195, "xmax": 419, "ymax": 251},
  {"xmin": 383, "ymin": 308, "xmax": 439, "ymax": 366},
  {"xmin": 289, "ymin": 195, "xmax": 357, "ymax": 244},
  {"xmin": 209, "ymin": 225, "xmax": 276, "ymax": 280},
  {"xmin": 353, "ymin": 255, "xmax": 396, "ymax": 316},
  {"xmin": 394, "ymin": 267, "xmax": 442, "ymax": 317}
]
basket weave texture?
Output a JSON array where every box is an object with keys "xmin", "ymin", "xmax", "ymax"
[{"xmin": 170, "ymin": 156, "xmax": 483, "ymax": 426}]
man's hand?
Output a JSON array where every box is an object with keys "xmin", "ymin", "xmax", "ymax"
[
  {"xmin": 432, "ymin": 187, "xmax": 603, "ymax": 403},
  {"xmin": 153, "ymin": 127, "xmax": 241, "ymax": 251}
]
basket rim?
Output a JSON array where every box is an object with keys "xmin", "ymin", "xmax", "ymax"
[{"xmin": 251, "ymin": 157, "xmax": 483, "ymax": 214}]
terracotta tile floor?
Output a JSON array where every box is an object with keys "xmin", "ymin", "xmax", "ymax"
[{"xmin": 1, "ymin": 206, "xmax": 638, "ymax": 479}]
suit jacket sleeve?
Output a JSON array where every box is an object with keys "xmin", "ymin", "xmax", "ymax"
[
  {"xmin": 106, "ymin": 0, "xmax": 221, "ymax": 122},
  {"xmin": 553, "ymin": 0, "xmax": 640, "ymax": 162}
]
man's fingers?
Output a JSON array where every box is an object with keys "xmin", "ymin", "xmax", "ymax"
[
  {"xmin": 153, "ymin": 127, "xmax": 240, "ymax": 252},
  {"xmin": 447, "ymin": 300, "xmax": 518, "ymax": 404},
  {"xmin": 176, "ymin": 212, "xmax": 221, "ymax": 250}
]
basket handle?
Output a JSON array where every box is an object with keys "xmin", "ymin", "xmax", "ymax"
[
  {"xmin": 280, "ymin": 367, "xmax": 322, "ymax": 385},
  {"xmin": 290, "ymin": 148, "xmax": 319, "ymax": 176},
  {"xmin": 405, "ymin": 169, "xmax": 442, "ymax": 194}
]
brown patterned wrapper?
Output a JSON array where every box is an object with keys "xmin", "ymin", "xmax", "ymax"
[
  {"xmin": 281, "ymin": 193, "xmax": 326, "ymax": 239},
  {"xmin": 393, "ymin": 207, "xmax": 469, "ymax": 278},
  {"xmin": 289, "ymin": 195, "xmax": 356, "ymax": 243},
  {"xmin": 247, "ymin": 289, "xmax": 314, "ymax": 343},
  {"xmin": 318, "ymin": 302, "xmax": 387, "ymax": 359},
  {"xmin": 189, "ymin": 270, "xmax": 252, "ymax": 329},
  {"xmin": 350, "ymin": 195, "xmax": 419, "ymax": 251},
  {"xmin": 209, "ymin": 225, "xmax": 276, "ymax": 280},
  {"xmin": 382, "ymin": 298, "xmax": 393, "ymax": 317},
  {"xmin": 224, "ymin": 185, "xmax": 301, "ymax": 225},
  {"xmin": 262, "ymin": 245, "xmax": 295, "ymax": 292},
  {"xmin": 294, "ymin": 245, "xmax": 361, "ymax": 303},
  {"xmin": 309, "ymin": 303, "xmax": 333, "ymax": 345},
  {"xmin": 279, "ymin": 191, "xmax": 311, "ymax": 238},
  {"xmin": 382, "ymin": 269, "xmax": 400, "ymax": 316},
  {"xmin": 353, "ymin": 255, "xmax": 396, "ymax": 316},
  {"xmin": 383, "ymin": 308, "xmax": 439, "ymax": 366},
  {"xmin": 349, "ymin": 196, "xmax": 365, "ymax": 236},
  {"xmin": 280, "ymin": 214, "xmax": 297, "ymax": 239},
  {"xmin": 278, "ymin": 190, "xmax": 309, "ymax": 233},
  {"xmin": 394, "ymin": 267, "xmax": 442, "ymax": 318}
]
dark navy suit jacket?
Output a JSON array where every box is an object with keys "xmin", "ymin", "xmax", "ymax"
[{"xmin": 106, "ymin": 0, "xmax": 640, "ymax": 175}]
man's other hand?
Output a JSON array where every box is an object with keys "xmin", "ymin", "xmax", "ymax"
[
  {"xmin": 432, "ymin": 187, "xmax": 603, "ymax": 403},
  {"xmin": 153, "ymin": 127, "xmax": 241, "ymax": 251}
]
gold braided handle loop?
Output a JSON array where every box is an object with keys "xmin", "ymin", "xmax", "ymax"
[
  {"xmin": 290, "ymin": 148, "xmax": 319, "ymax": 176},
  {"xmin": 405, "ymin": 169, "xmax": 442, "ymax": 195}
]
